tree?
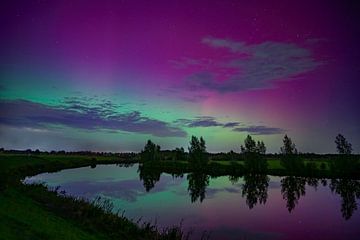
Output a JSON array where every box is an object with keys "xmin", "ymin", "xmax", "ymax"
[
  {"xmin": 280, "ymin": 135, "xmax": 303, "ymax": 173},
  {"xmin": 335, "ymin": 134, "xmax": 352, "ymax": 154},
  {"xmin": 280, "ymin": 135, "xmax": 297, "ymax": 155},
  {"xmin": 241, "ymin": 136, "xmax": 266, "ymax": 155},
  {"xmin": 241, "ymin": 135, "xmax": 257, "ymax": 154},
  {"xmin": 256, "ymin": 141, "xmax": 266, "ymax": 154},
  {"xmin": 188, "ymin": 136, "xmax": 208, "ymax": 167},
  {"xmin": 241, "ymin": 135, "xmax": 268, "ymax": 172},
  {"xmin": 140, "ymin": 140, "xmax": 161, "ymax": 161}
]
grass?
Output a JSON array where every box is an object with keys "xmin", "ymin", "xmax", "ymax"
[
  {"xmin": 0, "ymin": 153, "xmax": 186, "ymax": 240},
  {"xmin": 0, "ymin": 188, "xmax": 106, "ymax": 240}
]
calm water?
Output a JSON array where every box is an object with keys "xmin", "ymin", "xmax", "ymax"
[{"xmin": 24, "ymin": 164, "xmax": 360, "ymax": 240}]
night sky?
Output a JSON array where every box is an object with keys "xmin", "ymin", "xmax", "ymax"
[{"xmin": 1, "ymin": 0, "xmax": 360, "ymax": 153}]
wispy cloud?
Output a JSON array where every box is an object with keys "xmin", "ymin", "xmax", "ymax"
[
  {"xmin": 175, "ymin": 116, "xmax": 240, "ymax": 128},
  {"xmin": 176, "ymin": 116, "xmax": 223, "ymax": 127},
  {"xmin": 0, "ymin": 99, "xmax": 186, "ymax": 137},
  {"xmin": 202, "ymin": 37, "xmax": 245, "ymax": 52},
  {"xmin": 181, "ymin": 37, "xmax": 321, "ymax": 93},
  {"xmin": 175, "ymin": 117, "xmax": 282, "ymax": 135},
  {"xmin": 223, "ymin": 122, "xmax": 240, "ymax": 128},
  {"xmin": 233, "ymin": 125, "xmax": 285, "ymax": 135}
]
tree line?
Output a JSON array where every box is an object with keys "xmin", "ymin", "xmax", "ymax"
[{"xmin": 140, "ymin": 133, "xmax": 354, "ymax": 162}]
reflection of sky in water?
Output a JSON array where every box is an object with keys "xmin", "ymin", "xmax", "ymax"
[{"xmin": 25, "ymin": 164, "xmax": 360, "ymax": 240}]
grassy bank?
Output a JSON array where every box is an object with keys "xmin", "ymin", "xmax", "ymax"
[{"xmin": 0, "ymin": 153, "xmax": 185, "ymax": 240}]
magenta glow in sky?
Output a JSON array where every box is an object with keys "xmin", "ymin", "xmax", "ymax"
[{"xmin": 1, "ymin": 0, "xmax": 359, "ymax": 153}]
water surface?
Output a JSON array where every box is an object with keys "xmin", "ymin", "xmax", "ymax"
[{"xmin": 24, "ymin": 164, "xmax": 360, "ymax": 240}]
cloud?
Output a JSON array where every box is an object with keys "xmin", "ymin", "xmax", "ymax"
[
  {"xmin": 202, "ymin": 37, "xmax": 245, "ymax": 52},
  {"xmin": 223, "ymin": 122, "xmax": 240, "ymax": 128},
  {"xmin": 233, "ymin": 125, "xmax": 285, "ymax": 135},
  {"xmin": 182, "ymin": 37, "xmax": 321, "ymax": 93},
  {"xmin": 175, "ymin": 116, "xmax": 240, "ymax": 128},
  {"xmin": 0, "ymin": 99, "xmax": 187, "ymax": 137}
]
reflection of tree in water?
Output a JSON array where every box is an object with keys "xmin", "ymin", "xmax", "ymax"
[
  {"xmin": 330, "ymin": 179, "xmax": 360, "ymax": 220},
  {"xmin": 137, "ymin": 164, "xmax": 161, "ymax": 192},
  {"xmin": 306, "ymin": 177, "xmax": 319, "ymax": 190},
  {"xmin": 242, "ymin": 174, "xmax": 269, "ymax": 209},
  {"xmin": 117, "ymin": 163, "xmax": 134, "ymax": 168},
  {"xmin": 281, "ymin": 176, "xmax": 306, "ymax": 212},
  {"xmin": 187, "ymin": 173, "xmax": 209, "ymax": 203},
  {"xmin": 229, "ymin": 175, "xmax": 240, "ymax": 185},
  {"xmin": 320, "ymin": 179, "xmax": 328, "ymax": 187},
  {"xmin": 171, "ymin": 173, "xmax": 184, "ymax": 178}
]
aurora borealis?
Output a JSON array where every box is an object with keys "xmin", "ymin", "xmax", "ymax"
[{"xmin": 1, "ymin": 0, "xmax": 359, "ymax": 153}]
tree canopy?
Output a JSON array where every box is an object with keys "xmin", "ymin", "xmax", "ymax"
[
  {"xmin": 335, "ymin": 134, "xmax": 352, "ymax": 154},
  {"xmin": 140, "ymin": 140, "xmax": 161, "ymax": 161},
  {"xmin": 188, "ymin": 136, "xmax": 208, "ymax": 167},
  {"xmin": 240, "ymin": 135, "xmax": 266, "ymax": 155},
  {"xmin": 280, "ymin": 135, "xmax": 297, "ymax": 155}
]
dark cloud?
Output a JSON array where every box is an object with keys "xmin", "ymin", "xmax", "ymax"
[
  {"xmin": 233, "ymin": 125, "xmax": 285, "ymax": 135},
  {"xmin": 223, "ymin": 122, "xmax": 240, "ymax": 128},
  {"xmin": 0, "ymin": 99, "xmax": 186, "ymax": 137},
  {"xmin": 175, "ymin": 116, "xmax": 240, "ymax": 128},
  {"xmin": 182, "ymin": 37, "xmax": 321, "ymax": 93}
]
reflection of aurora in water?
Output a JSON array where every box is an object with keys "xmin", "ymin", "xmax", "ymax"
[{"xmin": 25, "ymin": 164, "xmax": 360, "ymax": 240}]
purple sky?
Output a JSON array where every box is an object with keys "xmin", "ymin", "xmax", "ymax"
[{"xmin": 0, "ymin": 0, "xmax": 359, "ymax": 153}]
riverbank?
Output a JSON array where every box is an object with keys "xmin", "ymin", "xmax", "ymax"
[
  {"xmin": 1, "ymin": 153, "xmax": 359, "ymax": 239},
  {"xmin": 0, "ymin": 153, "xmax": 185, "ymax": 240}
]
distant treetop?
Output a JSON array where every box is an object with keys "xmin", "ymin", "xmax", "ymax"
[
  {"xmin": 280, "ymin": 135, "xmax": 297, "ymax": 155},
  {"xmin": 335, "ymin": 134, "xmax": 352, "ymax": 154}
]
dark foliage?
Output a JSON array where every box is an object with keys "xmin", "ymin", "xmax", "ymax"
[
  {"xmin": 242, "ymin": 174, "xmax": 269, "ymax": 209},
  {"xmin": 335, "ymin": 134, "xmax": 353, "ymax": 154},
  {"xmin": 330, "ymin": 179, "xmax": 360, "ymax": 220},
  {"xmin": 138, "ymin": 163, "xmax": 162, "ymax": 192},
  {"xmin": 188, "ymin": 136, "xmax": 208, "ymax": 169},
  {"xmin": 240, "ymin": 135, "xmax": 266, "ymax": 154},
  {"xmin": 280, "ymin": 135, "xmax": 297, "ymax": 155},
  {"xmin": 280, "ymin": 176, "xmax": 306, "ymax": 212},
  {"xmin": 187, "ymin": 173, "xmax": 210, "ymax": 203},
  {"xmin": 141, "ymin": 140, "xmax": 161, "ymax": 161}
]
